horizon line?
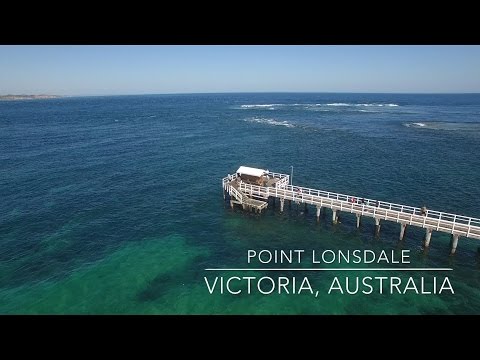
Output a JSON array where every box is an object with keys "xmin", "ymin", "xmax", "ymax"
[{"xmin": 5, "ymin": 91, "xmax": 480, "ymax": 98}]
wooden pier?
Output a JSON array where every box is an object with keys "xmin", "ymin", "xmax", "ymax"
[{"xmin": 223, "ymin": 166, "xmax": 480, "ymax": 254}]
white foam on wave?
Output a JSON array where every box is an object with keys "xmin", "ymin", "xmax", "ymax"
[
  {"xmin": 404, "ymin": 121, "xmax": 480, "ymax": 131},
  {"xmin": 244, "ymin": 117, "xmax": 294, "ymax": 128},
  {"xmin": 323, "ymin": 103, "xmax": 400, "ymax": 107},
  {"xmin": 326, "ymin": 103, "xmax": 350, "ymax": 106},
  {"xmin": 240, "ymin": 102, "xmax": 400, "ymax": 109},
  {"xmin": 404, "ymin": 122, "xmax": 427, "ymax": 128},
  {"xmin": 355, "ymin": 103, "xmax": 399, "ymax": 107},
  {"xmin": 240, "ymin": 104, "xmax": 284, "ymax": 108}
]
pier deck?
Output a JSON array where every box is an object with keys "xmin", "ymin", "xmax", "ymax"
[{"xmin": 222, "ymin": 169, "xmax": 480, "ymax": 254}]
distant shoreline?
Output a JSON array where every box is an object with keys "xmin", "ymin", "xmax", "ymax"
[
  {"xmin": 0, "ymin": 95, "xmax": 61, "ymax": 101},
  {"xmin": 1, "ymin": 92, "xmax": 480, "ymax": 100}
]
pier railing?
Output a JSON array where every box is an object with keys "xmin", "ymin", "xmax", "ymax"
[
  {"xmin": 235, "ymin": 181, "xmax": 480, "ymax": 239},
  {"xmin": 223, "ymin": 174, "xmax": 243, "ymax": 203},
  {"xmin": 222, "ymin": 173, "xmax": 238, "ymax": 190},
  {"xmin": 266, "ymin": 171, "xmax": 290, "ymax": 188},
  {"xmin": 222, "ymin": 172, "xmax": 289, "ymax": 188},
  {"xmin": 229, "ymin": 186, "xmax": 243, "ymax": 203}
]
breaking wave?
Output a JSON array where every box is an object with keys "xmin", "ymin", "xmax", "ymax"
[
  {"xmin": 405, "ymin": 122, "xmax": 427, "ymax": 128},
  {"xmin": 243, "ymin": 117, "xmax": 295, "ymax": 128},
  {"xmin": 240, "ymin": 104, "xmax": 283, "ymax": 109},
  {"xmin": 325, "ymin": 103, "xmax": 350, "ymax": 106},
  {"xmin": 357, "ymin": 103, "xmax": 398, "ymax": 107},
  {"xmin": 239, "ymin": 102, "xmax": 400, "ymax": 109},
  {"xmin": 404, "ymin": 121, "xmax": 480, "ymax": 131}
]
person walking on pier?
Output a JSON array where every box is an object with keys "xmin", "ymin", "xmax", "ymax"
[{"xmin": 421, "ymin": 205, "xmax": 427, "ymax": 216}]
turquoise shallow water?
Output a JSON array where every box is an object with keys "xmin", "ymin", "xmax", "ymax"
[{"xmin": 1, "ymin": 93, "xmax": 480, "ymax": 314}]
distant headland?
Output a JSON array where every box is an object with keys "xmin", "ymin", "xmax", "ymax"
[{"xmin": 0, "ymin": 94, "xmax": 61, "ymax": 101}]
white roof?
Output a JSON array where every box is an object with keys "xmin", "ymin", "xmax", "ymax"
[{"xmin": 236, "ymin": 166, "xmax": 267, "ymax": 178}]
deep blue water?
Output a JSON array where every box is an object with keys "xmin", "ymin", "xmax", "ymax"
[{"xmin": 1, "ymin": 93, "xmax": 480, "ymax": 314}]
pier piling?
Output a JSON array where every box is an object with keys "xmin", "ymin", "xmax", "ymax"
[
  {"xmin": 316, "ymin": 206, "xmax": 322, "ymax": 221},
  {"xmin": 375, "ymin": 218, "xmax": 381, "ymax": 236},
  {"xmin": 280, "ymin": 198, "xmax": 285, "ymax": 213},
  {"xmin": 356, "ymin": 214, "xmax": 361, "ymax": 228},
  {"xmin": 424, "ymin": 228, "xmax": 433, "ymax": 247},
  {"xmin": 399, "ymin": 223, "xmax": 407, "ymax": 241},
  {"xmin": 450, "ymin": 234, "xmax": 459, "ymax": 255},
  {"xmin": 332, "ymin": 209, "xmax": 339, "ymax": 224}
]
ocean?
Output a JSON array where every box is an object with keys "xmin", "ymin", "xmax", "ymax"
[{"xmin": 1, "ymin": 93, "xmax": 480, "ymax": 314}]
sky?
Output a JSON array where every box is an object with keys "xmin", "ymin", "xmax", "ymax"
[{"xmin": 0, "ymin": 45, "xmax": 479, "ymax": 95}]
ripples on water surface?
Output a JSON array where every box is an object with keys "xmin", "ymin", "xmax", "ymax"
[{"xmin": 1, "ymin": 93, "xmax": 480, "ymax": 314}]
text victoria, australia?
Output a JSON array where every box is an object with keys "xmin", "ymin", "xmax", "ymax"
[{"xmin": 204, "ymin": 249, "xmax": 454, "ymax": 296}]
